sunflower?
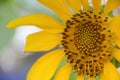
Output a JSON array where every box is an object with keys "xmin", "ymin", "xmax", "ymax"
[{"xmin": 7, "ymin": 0, "xmax": 120, "ymax": 80}]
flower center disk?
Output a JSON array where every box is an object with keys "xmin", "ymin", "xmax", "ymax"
[{"xmin": 61, "ymin": 11, "xmax": 114, "ymax": 77}]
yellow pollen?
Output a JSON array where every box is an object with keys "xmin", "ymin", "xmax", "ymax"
[{"xmin": 61, "ymin": 11, "xmax": 114, "ymax": 77}]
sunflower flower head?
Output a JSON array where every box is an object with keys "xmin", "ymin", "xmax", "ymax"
[
  {"xmin": 62, "ymin": 10, "xmax": 113, "ymax": 77},
  {"xmin": 7, "ymin": 0, "xmax": 120, "ymax": 80}
]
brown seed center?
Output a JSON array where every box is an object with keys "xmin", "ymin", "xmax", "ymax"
[{"xmin": 61, "ymin": 11, "xmax": 114, "ymax": 77}]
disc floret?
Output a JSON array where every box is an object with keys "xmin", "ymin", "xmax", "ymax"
[{"xmin": 61, "ymin": 11, "xmax": 114, "ymax": 77}]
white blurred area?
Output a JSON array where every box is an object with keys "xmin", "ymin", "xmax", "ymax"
[
  {"xmin": 113, "ymin": 7, "xmax": 120, "ymax": 16},
  {"xmin": 118, "ymin": 67, "xmax": 120, "ymax": 73},
  {"xmin": 0, "ymin": 26, "xmax": 41, "ymax": 72},
  {"xmin": 89, "ymin": 0, "xmax": 107, "ymax": 6}
]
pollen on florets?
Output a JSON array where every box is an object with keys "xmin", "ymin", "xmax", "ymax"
[{"xmin": 61, "ymin": 10, "xmax": 114, "ymax": 77}]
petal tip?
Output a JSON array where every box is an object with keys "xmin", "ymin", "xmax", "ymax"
[{"xmin": 7, "ymin": 22, "xmax": 14, "ymax": 28}]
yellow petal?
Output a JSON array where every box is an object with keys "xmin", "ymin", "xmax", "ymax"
[
  {"xmin": 77, "ymin": 75, "xmax": 84, "ymax": 80},
  {"xmin": 101, "ymin": 61, "xmax": 120, "ymax": 80},
  {"xmin": 54, "ymin": 64, "xmax": 72, "ymax": 80},
  {"xmin": 88, "ymin": 77, "xmax": 95, "ymax": 80},
  {"xmin": 66, "ymin": 0, "xmax": 82, "ymax": 11},
  {"xmin": 92, "ymin": 0, "xmax": 101, "ymax": 12},
  {"xmin": 37, "ymin": 0, "xmax": 72, "ymax": 21},
  {"xmin": 109, "ymin": 15, "xmax": 120, "ymax": 31},
  {"xmin": 80, "ymin": 0, "xmax": 89, "ymax": 11},
  {"xmin": 7, "ymin": 14, "xmax": 64, "ymax": 33},
  {"xmin": 104, "ymin": 0, "xmax": 120, "ymax": 15},
  {"xmin": 27, "ymin": 50, "xmax": 64, "ymax": 80},
  {"xmin": 25, "ymin": 32, "xmax": 61, "ymax": 52},
  {"xmin": 109, "ymin": 15, "xmax": 120, "ymax": 46},
  {"xmin": 113, "ymin": 48, "xmax": 120, "ymax": 62},
  {"xmin": 100, "ymin": 75, "xmax": 105, "ymax": 80}
]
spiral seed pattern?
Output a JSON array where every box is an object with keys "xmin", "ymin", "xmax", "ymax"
[{"xmin": 61, "ymin": 11, "xmax": 114, "ymax": 77}]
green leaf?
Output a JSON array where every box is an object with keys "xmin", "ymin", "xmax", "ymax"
[
  {"xmin": 50, "ymin": 58, "xmax": 67, "ymax": 80},
  {"xmin": 108, "ymin": 11, "xmax": 115, "ymax": 18},
  {"xmin": 69, "ymin": 71, "xmax": 77, "ymax": 80},
  {"xmin": 96, "ymin": 76, "xmax": 100, "ymax": 80},
  {"xmin": 111, "ymin": 58, "xmax": 120, "ymax": 68},
  {"xmin": 100, "ymin": 5, "xmax": 105, "ymax": 13},
  {"xmin": 89, "ymin": 6, "xmax": 94, "ymax": 12},
  {"xmin": 84, "ymin": 75, "xmax": 89, "ymax": 80}
]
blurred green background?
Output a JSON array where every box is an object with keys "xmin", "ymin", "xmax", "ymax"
[
  {"xmin": 0, "ymin": 0, "xmax": 120, "ymax": 80},
  {"xmin": 0, "ymin": 0, "xmax": 55, "ymax": 80}
]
